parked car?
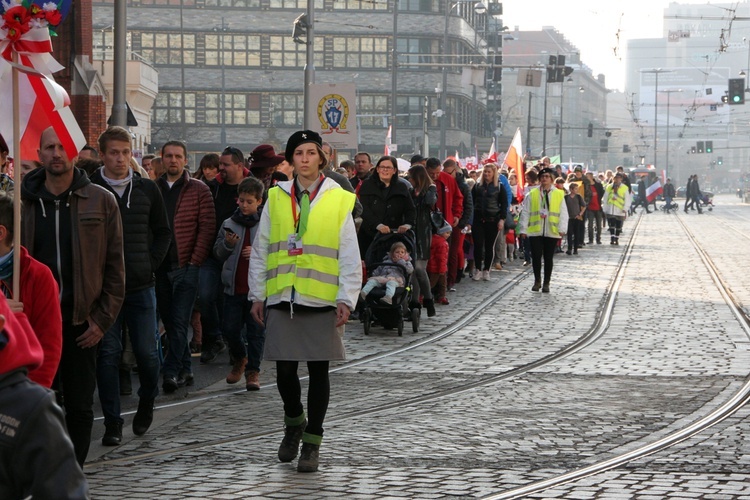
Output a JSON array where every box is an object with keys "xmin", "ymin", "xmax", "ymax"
[{"xmin": 676, "ymin": 186, "xmax": 713, "ymax": 198}]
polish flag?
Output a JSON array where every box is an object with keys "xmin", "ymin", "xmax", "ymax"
[
  {"xmin": 483, "ymin": 138, "xmax": 497, "ymax": 164},
  {"xmin": 646, "ymin": 179, "xmax": 663, "ymax": 202},
  {"xmin": 503, "ymin": 128, "xmax": 525, "ymax": 201},
  {"xmin": 0, "ymin": 30, "xmax": 86, "ymax": 162},
  {"xmin": 384, "ymin": 125, "xmax": 392, "ymax": 156}
]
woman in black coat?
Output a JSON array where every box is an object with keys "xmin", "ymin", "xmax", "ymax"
[
  {"xmin": 407, "ymin": 165, "xmax": 437, "ymax": 316},
  {"xmin": 357, "ymin": 156, "xmax": 416, "ymax": 258},
  {"xmin": 471, "ymin": 163, "xmax": 507, "ymax": 281}
]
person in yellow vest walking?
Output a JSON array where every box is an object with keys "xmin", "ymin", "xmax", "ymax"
[
  {"xmin": 249, "ymin": 130, "xmax": 362, "ymax": 473},
  {"xmin": 601, "ymin": 171, "xmax": 632, "ymax": 245},
  {"xmin": 517, "ymin": 167, "xmax": 569, "ymax": 293}
]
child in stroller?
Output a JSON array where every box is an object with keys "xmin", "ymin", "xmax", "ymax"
[{"xmin": 360, "ymin": 242, "xmax": 413, "ymax": 305}]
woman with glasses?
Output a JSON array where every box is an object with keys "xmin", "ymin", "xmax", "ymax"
[{"xmin": 357, "ymin": 155, "xmax": 415, "ymax": 258}]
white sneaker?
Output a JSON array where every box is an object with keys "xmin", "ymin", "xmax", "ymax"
[
  {"xmin": 472, "ymin": 271, "xmax": 482, "ymax": 281},
  {"xmin": 483, "ymin": 270, "xmax": 490, "ymax": 281}
]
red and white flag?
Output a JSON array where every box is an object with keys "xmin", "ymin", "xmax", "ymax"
[
  {"xmin": 0, "ymin": 27, "xmax": 85, "ymax": 161},
  {"xmin": 646, "ymin": 179, "xmax": 663, "ymax": 202},
  {"xmin": 483, "ymin": 138, "xmax": 497, "ymax": 165},
  {"xmin": 503, "ymin": 128, "xmax": 525, "ymax": 201},
  {"xmin": 384, "ymin": 125, "xmax": 392, "ymax": 156}
]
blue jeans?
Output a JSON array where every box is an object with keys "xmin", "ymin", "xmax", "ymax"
[
  {"xmin": 198, "ymin": 256, "xmax": 223, "ymax": 344},
  {"xmin": 222, "ymin": 294, "xmax": 265, "ymax": 372},
  {"xmin": 155, "ymin": 264, "xmax": 200, "ymax": 378},
  {"xmin": 97, "ymin": 287, "xmax": 161, "ymax": 424}
]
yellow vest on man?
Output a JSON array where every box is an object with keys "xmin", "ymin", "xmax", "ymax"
[
  {"xmin": 605, "ymin": 183, "xmax": 628, "ymax": 210},
  {"xmin": 526, "ymin": 187, "xmax": 565, "ymax": 238},
  {"xmin": 265, "ymin": 184, "xmax": 355, "ymax": 304}
]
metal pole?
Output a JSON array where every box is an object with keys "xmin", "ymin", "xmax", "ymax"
[
  {"xmin": 303, "ymin": 0, "xmax": 315, "ymax": 130},
  {"xmin": 220, "ymin": 17, "xmax": 226, "ymax": 146},
  {"xmin": 665, "ymin": 90, "xmax": 670, "ymax": 179},
  {"xmin": 439, "ymin": 0, "xmax": 450, "ymax": 160},
  {"xmin": 653, "ymin": 71, "xmax": 658, "ymax": 168},
  {"xmin": 526, "ymin": 91, "xmax": 532, "ymax": 155},
  {"xmin": 111, "ymin": 0, "xmax": 128, "ymax": 127},
  {"xmin": 542, "ymin": 78, "xmax": 548, "ymax": 155},
  {"xmin": 558, "ymin": 85, "xmax": 563, "ymax": 160},
  {"xmin": 391, "ymin": 0, "xmax": 398, "ymax": 148},
  {"xmin": 423, "ymin": 95, "xmax": 429, "ymax": 155}
]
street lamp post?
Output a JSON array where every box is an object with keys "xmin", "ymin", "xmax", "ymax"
[
  {"xmin": 642, "ymin": 68, "xmax": 672, "ymax": 169},
  {"xmin": 439, "ymin": 0, "xmax": 486, "ymax": 160},
  {"xmin": 659, "ymin": 88, "xmax": 681, "ymax": 181},
  {"xmin": 213, "ymin": 18, "xmax": 228, "ymax": 146}
]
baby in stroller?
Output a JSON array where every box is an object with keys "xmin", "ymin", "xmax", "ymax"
[{"xmin": 360, "ymin": 242, "xmax": 414, "ymax": 305}]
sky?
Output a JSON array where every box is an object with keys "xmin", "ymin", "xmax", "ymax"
[{"xmin": 504, "ymin": 0, "xmax": 714, "ymax": 91}]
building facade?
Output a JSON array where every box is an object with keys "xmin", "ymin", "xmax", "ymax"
[{"xmin": 92, "ymin": 0, "xmax": 502, "ymax": 164}]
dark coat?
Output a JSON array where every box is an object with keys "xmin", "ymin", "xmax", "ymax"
[
  {"xmin": 456, "ymin": 173, "xmax": 473, "ymax": 227},
  {"xmin": 411, "ymin": 184, "xmax": 438, "ymax": 260},
  {"xmin": 358, "ymin": 175, "xmax": 416, "ymax": 257},
  {"xmin": 91, "ymin": 170, "xmax": 172, "ymax": 293},
  {"xmin": 471, "ymin": 182, "xmax": 508, "ymax": 222}
]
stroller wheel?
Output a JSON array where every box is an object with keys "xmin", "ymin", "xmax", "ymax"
[
  {"xmin": 411, "ymin": 308, "xmax": 420, "ymax": 332},
  {"xmin": 397, "ymin": 315, "xmax": 404, "ymax": 336},
  {"xmin": 363, "ymin": 309, "xmax": 371, "ymax": 335}
]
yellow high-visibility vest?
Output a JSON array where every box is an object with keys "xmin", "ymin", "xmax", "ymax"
[
  {"xmin": 526, "ymin": 187, "xmax": 564, "ymax": 238},
  {"xmin": 265, "ymin": 184, "xmax": 355, "ymax": 303},
  {"xmin": 605, "ymin": 183, "xmax": 628, "ymax": 210}
]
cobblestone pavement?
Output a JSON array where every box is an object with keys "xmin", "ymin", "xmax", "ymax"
[{"xmin": 85, "ymin": 195, "xmax": 750, "ymax": 499}]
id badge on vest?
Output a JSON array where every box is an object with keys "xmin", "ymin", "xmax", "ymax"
[
  {"xmin": 288, "ymin": 234, "xmax": 304, "ymax": 256},
  {"xmin": 540, "ymin": 208, "xmax": 549, "ymax": 219}
]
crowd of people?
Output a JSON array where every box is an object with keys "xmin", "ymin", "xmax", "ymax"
[{"xmin": 0, "ymin": 124, "xmax": 651, "ymax": 497}]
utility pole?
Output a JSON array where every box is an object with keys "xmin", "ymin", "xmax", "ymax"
[{"xmin": 111, "ymin": 0, "xmax": 127, "ymax": 127}]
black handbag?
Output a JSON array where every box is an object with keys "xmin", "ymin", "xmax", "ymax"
[{"xmin": 430, "ymin": 209, "xmax": 446, "ymax": 233}]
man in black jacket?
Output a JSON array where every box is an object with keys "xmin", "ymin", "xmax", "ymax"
[{"xmin": 91, "ymin": 126, "xmax": 172, "ymax": 445}]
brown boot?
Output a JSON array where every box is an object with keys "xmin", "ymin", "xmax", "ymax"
[
  {"xmin": 226, "ymin": 357, "xmax": 247, "ymax": 384},
  {"xmin": 245, "ymin": 370, "xmax": 260, "ymax": 391}
]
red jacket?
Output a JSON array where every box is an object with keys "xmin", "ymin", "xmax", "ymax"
[
  {"xmin": 435, "ymin": 171, "xmax": 463, "ymax": 226},
  {"xmin": 426, "ymin": 235, "xmax": 449, "ymax": 274},
  {"xmin": 0, "ymin": 293, "xmax": 42, "ymax": 377},
  {"xmin": 160, "ymin": 171, "xmax": 216, "ymax": 267},
  {"xmin": 20, "ymin": 246, "xmax": 62, "ymax": 388}
]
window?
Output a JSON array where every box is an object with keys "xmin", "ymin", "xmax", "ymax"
[
  {"xmin": 270, "ymin": 94, "xmax": 304, "ymax": 126},
  {"xmin": 204, "ymin": 0, "xmax": 260, "ymax": 6},
  {"xmin": 269, "ymin": 36, "xmax": 324, "ymax": 67},
  {"xmin": 397, "ymin": 38, "xmax": 439, "ymax": 69},
  {"xmin": 358, "ymin": 95, "xmax": 389, "ymax": 127},
  {"xmin": 399, "ymin": 0, "xmax": 439, "ymax": 12},
  {"xmin": 141, "ymin": 32, "xmax": 195, "ymax": 65},
  {"xmin": 396, "ymin": 96, "xmax": 426, "ymax": 127},
  {"xmin": 205, "ymin": 93, "xmax": 261, "ymax": 125},
  {"xmin": 154, "ymin": 92, "xmax": 197, "ymax": 124},
  {"xmin": 205, "ymin": 34, "xmax": 261, "ymax": 67},
  {"xmin": 331, "ymin": 0, "xmax": 387, "ymax": 10},
  {"xmin": 332, "ymin": 37, "xmax": 389, "ymax": 68},
  {"xmin": 269, "ymin": 0, "xmax": 323, "ymax": 8}
]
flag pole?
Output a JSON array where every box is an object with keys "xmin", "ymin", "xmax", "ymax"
[{"xmin": 11, "ymin": 51, "xmax": 21, "ymax": 300}]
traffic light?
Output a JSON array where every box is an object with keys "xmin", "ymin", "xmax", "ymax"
[
  {"xmin": 691, "ymin": 145, "xmax": 697, "ymax": 154},
  {"xmin": 705, "ymin": 140, "xmax": 713, "ymax": 153},
  {"xmin": 718, "ymin": 156, "xmax": 723, "ymax": 165},
  {"xmin": 697, "ymin": 141, "xmax": 704, "ymax": 153},
  {"xmin": 587, "ymin": 123, "xmax": 593, "ymax": 137},
  {"xmin": 728, "ymin": 78, "xmax": 745, "ymax": 105},
  {"xmin": 547, "ymin": 55, "xmax": 558, "ymax": 83},
  {"xmin": 722, "ymin": 94, "xmax": 729, "ymax": 103},
  {"xmin": 546, "ymin": 55, "xmax": 574, "ymax": 83}
]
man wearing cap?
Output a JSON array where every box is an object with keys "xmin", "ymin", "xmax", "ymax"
[
  {"xmin": 602, "ymin": 172, "xmax": 631, "ymax": 245},
  {"xmin": 517, "ymin": 167, "xmax": 568, "ymax": 293},
  {"xmin": 199, "ymin": 146, "xmax": 250, "ymax": 364}
]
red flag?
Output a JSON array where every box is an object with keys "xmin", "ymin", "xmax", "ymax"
[
  {"xmin": 483, "ymin": 138, "xmax": 497, "ymax": 164},
  {"xmin": 503, "ymin": 128, "xmax": 525, "ymax": 201}
]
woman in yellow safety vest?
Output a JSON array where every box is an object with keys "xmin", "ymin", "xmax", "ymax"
[
  {"xmin": 517, "ymin": 167, "xmax": 569, "ymax": 293},
  {"xmin": 601, "ymin": 171, "xmax": 631, "ymax": 245},
  {"xmin": 249, "ymin": 130, "xmax": 362, "ymax": 473}
]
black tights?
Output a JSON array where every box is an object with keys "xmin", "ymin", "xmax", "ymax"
[{"xmin": 276, "ymin": 360, "xmax": 330, "ymax": 437}]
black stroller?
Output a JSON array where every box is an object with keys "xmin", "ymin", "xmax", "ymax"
[{"xmin": 361, "ymin": 231, "xmax": 420, "ymax": 336}]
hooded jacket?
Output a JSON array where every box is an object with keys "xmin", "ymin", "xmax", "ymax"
[
  {"xmin": 0, "ymin": 295, "xmax": 89, "ymax": 499},
  {"xmin": 21, "ymin": 167, "xmax": 125, "ymax": 331}
]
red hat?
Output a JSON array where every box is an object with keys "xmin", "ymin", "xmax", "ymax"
[{"xmin": 248, "ymin": 144, "xmax": 285, "ymax": 172}]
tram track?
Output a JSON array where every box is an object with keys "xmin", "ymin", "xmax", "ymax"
[
  {"xmin": 483, "ymin": 210, "xmax": 750, "ymax": 500},
  {"xmin": 86, "ymin": 217, "xmax": 643, "ymax": 469}
]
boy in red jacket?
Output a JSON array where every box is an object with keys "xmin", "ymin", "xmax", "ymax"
[
  {"xmin": 0, "ymin": 193, "xmax": 62, "ymax": 388},
  {"xmin": 427, "ymin": 224, "xmax": 452, "ymax": 305}
]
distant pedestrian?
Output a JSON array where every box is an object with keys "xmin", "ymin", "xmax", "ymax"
[
  {"xmin": 427, "ymin": 224, "xmax": 451, "ymax": 303},
  {"xmin": 470, "ymin": 163, "xmax": 507, "ymax": 281},
  {"xmin": 564, "ymin": 183, "xmax": 586, "ymax": 255},
  {"xmin": 249, "ymin": 130, "xmax": 361, "ymax": 473},
  {"xmin": 663, "ymin": 178, "xmax": 676, "ymax": 210},
  {"xmin": 602, "ymin": 172, "xmax": 631, "ymax": 245},
  {"xmin": 585, "ymin": 171, "xmax": 604, "ymax": 244},
  {"xmin": 517, "ymin": 167, "xmax": 568, "ymax": 292},
  {"xmin": 684, "ymin": 175, "xmax": 694, "ymax": 213}
]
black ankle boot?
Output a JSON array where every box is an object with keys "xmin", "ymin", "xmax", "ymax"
[
  {"xmin": 278, "ymin": 417, "xmax": 307, "ymax": 462},
  {"xmin": 423, "ymin": 298, "xmax": 436, "ymax": 317},
  {"xmin": 297, "ymin": 441, "xmax": 321, "ymax": 472}
]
